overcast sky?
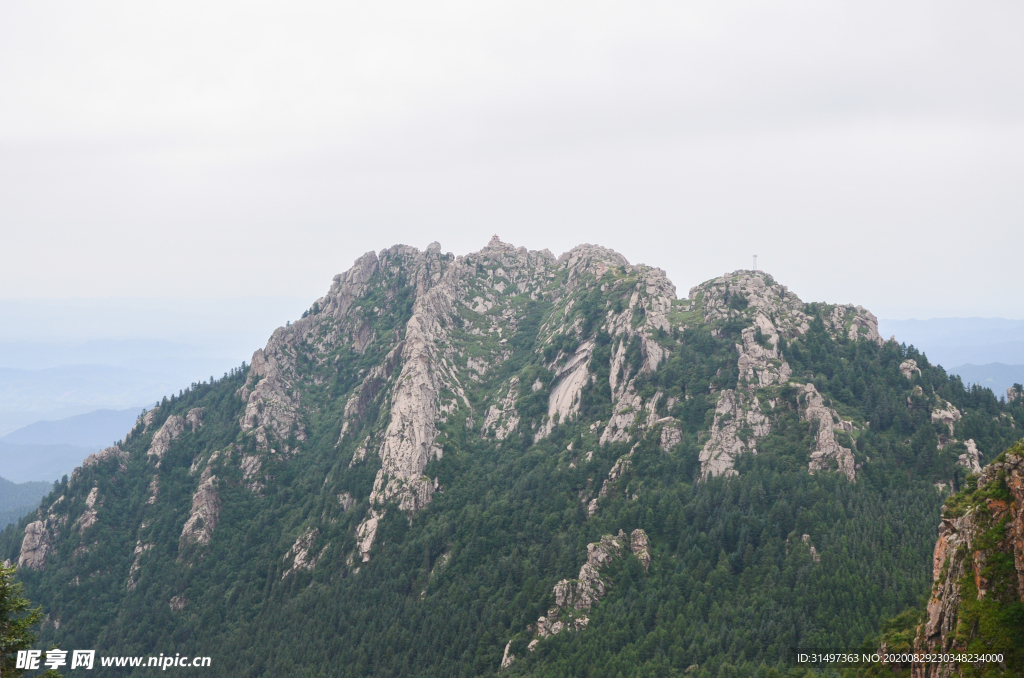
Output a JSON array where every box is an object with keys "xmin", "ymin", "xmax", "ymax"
[{"xmin": 2, "ymin": 0, "xmax": 1022, "ymax": 322}]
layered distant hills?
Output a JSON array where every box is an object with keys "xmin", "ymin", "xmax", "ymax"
[
  {"xmin": 0, "ymin": 408, "xmax": 143, "ymax": 483},
  {"xmin": 3, "ymin": 239, "xmax": 1021, "ymax": 677}
]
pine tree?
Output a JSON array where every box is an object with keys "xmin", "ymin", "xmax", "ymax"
[{"xmin": 0, "ymin": 562, "xmax": 45, "ymax": 677}]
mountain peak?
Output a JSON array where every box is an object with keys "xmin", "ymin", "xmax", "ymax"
[{"xmin": 8, "ymin": 240, "xmax": 1021, "ymax": 677}]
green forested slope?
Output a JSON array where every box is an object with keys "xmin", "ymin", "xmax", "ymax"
[{"xmin": 1, "ymin": 241, "xmax": 1019, "ymax": 677}]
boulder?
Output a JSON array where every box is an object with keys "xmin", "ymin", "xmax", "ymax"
[{"xmin": 17, "ymin": 521, "xmax": 51, "ymax": 570}]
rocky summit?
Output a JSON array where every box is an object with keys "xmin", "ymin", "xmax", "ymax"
[{"xmin": 3, "ymin": 238, "xmax": 1022, "ymax": 677}]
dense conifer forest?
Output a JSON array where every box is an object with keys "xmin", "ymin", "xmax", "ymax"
[{"xmin": 2, "ymin": 242, "xmax": 1020, "ymax": 676}]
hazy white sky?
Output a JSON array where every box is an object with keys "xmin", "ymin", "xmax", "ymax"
[{"xmin": 2, "ymin": 0, "xmax": 1022, "ymax": 320}]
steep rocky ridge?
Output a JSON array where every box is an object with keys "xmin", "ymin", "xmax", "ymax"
[
  {"xmin": 905, "ymin": 440, "xmax": 1024, "ymax": 676},
  {"xmin": 4, "ymin": 238, "xmax": 1021, "ymax": 678},
  {"xmin": 870, "ymin": 439, "xmax": 1024, "ymax": 676},
  {"xmin": 692, "ymin": 271, "xmax": 877, "ymax": 479},
  {"xmin": 526, "ymin": 530, "xmax": 649, "ymax": 651}
]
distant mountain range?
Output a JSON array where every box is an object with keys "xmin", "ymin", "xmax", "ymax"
[
  {"xmin": 0, "ymin": 408, "xmax": 143, "ymax": 482},
  {"xmin": 0, "ymin": 475, "xmax": 51, "ymax": 527},
  {"xmin": 0, "ymin": 340, "xmax": 242, "ymax": 436},
  {"xmin": 0, "ymin": 442, "xmax": 98, "ymax": 484},
  {"xmin": 1, "ymin": 407, "xmax": 142, "ymax": 448},
  {"xmin": 879, "ymin": 317, "xmax": 1024, "ymax": 367},
  {"xmin": 947, "ymin": 363, "xmax": 1024, "ymax": 399},
  {"xmin": 878, "ymin": 317, "xmax": 1024, "ymax": 399}
]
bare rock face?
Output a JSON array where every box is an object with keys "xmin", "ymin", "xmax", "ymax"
[
  {"xmin": 735, "ymin": 320, "xmax": 792, "ymax": 389},
  {"xmin": 355, "ymin": 512, "xmax": 380, "ymax": 563},
  {"xmin": 185, "ymin": 407, "xmax": 204, "ymax": 430},
  {"xmin": 127, "ymin": 541, "xmax": 153, "ymax": 591},
  {"xmin": 179, "ymin": 467, "xmax": 221, "ymax": 555},
  {"xmin": 208, "ymin": 243, "xmax": 891, "ymax": 568},
  {"xmin": 527, "ymin": 529, "xmax": 650, "ymax": 655},
  {"xmin": 339, "ymin": 345, "xmax": 402, "ymax": 443},
  {"xmin": 699, "ymin": 389, "xmax": 771, "ymax": 479},
  {"xmin": 240, "ymin": 453, "xmax": 263, "ymax": 493},
  {"xmin": 957, "ymin": 439, "xmax": 983, "ymax": 474},
  {"xmin": 589, "ymin": 449, "xmax": 634, "ymax": 516},
  {"xmin": 823, "ymin": 305, "xmax": 883, "ymax": 344},
  {"xmin": 693, "ymin": 272, "xmax": 803, "ymax": 479},
  {"xmin": 76, "ymin": 445, "xmax": 127, "ymax": 478},
  {"xmin": 630, "ymin": 528, "xmax": 651, "ymax": 571},
  {"xmin": 900, "ymin": 359, "xmax": 922, "ymax": 380},
  {"xmin": 357, "ymin": 248, "xmax": 454, "ymax": 559},
  {"xmin": 599, "ymin": 384, "xmax": 644, "ymax": 445},
  {"xmin": 691, "ymin": 270, "xmax": 810, "ymax": 336},
  {"xmin": 238, "ymin": 347, "xmax": 304, "ymax": 450},
  {"xmin": 800, "ymin": 383, "xmax": 856, "ymax": 482},
  {"xmin": 1008, "ymin": 385, "xmax": 1023, "ymax": 402},
  {"xmin": 282, "ymin": 528, "xmax": 319, "ymax": 578},
  {"xmin": 348, "ymin": 437, "xmax": 370, "ymax": 467},
  {"xmin": 931, "ymin": 401, "xmax": 962, "ymax": 436},
  {"xmin": 355, "ymin": 240, "xmax": 570, "ymax": 560},
  {"xmin": 146, "ymin": 476, "xmax": 160, "ymax": 505},
  {"xmin": 75, "ymin": 511, "xmax": 97, "ymax": 533},
  {"xmin": 74, "ymin": 487, "xmax": 99, "ymax": 533},
  {"xmin": 237, "ymin": 252, "xmax": 384, "ymax": 451},
  {"xmin": 482, "ymin": 378, "xmax": 520, "ymax": 440},
  {"xmin": 18, "ymin": 520, "xmax": 52, "ymax": 570},
  {"xmin": 799, "ymin": 534, "xmax": 822, "ymax": 563},
  {"xmin": 910, "ymin": 447, "xmax": 1024, "ymax": 677},
  {"xmin": 592, "ymin": 261, "xmax": 676, "ymax": 446},
  {"xmin": 147, "ymin": 415, "xmax": 186, "ymax": 464},
  {"xmin": 500, "ymin": 640, "xmax": 515, "ymax": 670},
  {"xmin": 536, "ymin": 340, "xmax": 595, "ymax": 441},
  {"xmin": 553, "ymin": 530, "xmax": 651, "ymax": 610},
  {"xmin": 659, "ymin": 424, "xmax": 682, "ymax": 452}
]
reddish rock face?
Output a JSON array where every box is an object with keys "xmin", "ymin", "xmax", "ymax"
[{"xmin": 911, "ymin": 448, "xmax": 1024, "ymax": 678}]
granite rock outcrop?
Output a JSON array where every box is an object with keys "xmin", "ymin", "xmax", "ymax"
[
  {"xmin": 910, "ymin": 443, "xmax": 1024, "ymax": 677},
  {"xmin": 179, "ymin": 465, "xmax": 221, "ymax": 555},
  {"xmin": 523, "ymin": 528, "xmax": 651, "ymax": 659},
  {"xmin": 957, "ymin": 439, "xmax": 983, "ymax": 475},
  {"xmin": 800, "ymin": 383, "xmax": 857, "ymax": 482}
]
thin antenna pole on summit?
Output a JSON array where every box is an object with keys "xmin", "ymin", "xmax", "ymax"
[{"xmin": 753, "ymin": 255, "xmax": 757, "ymax": 271}]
